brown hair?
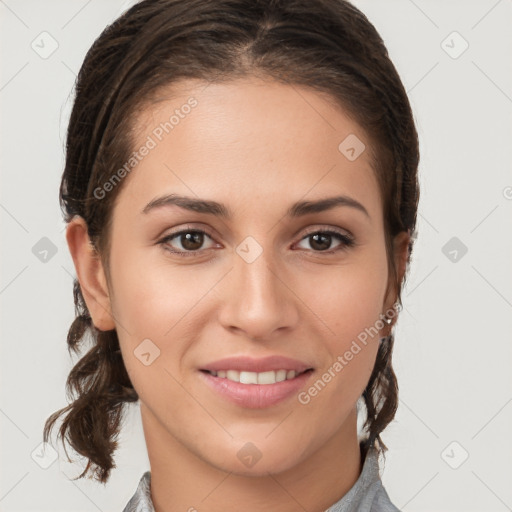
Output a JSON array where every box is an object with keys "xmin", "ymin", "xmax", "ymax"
[{"xmin": 43, "ymin": 0, "xmax": 419, "ymax": 484}]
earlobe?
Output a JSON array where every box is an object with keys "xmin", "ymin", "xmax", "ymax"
[
  {"xmin": 394, "ymin": 229, "xmax": 411, "ymax": 285},
  {"xmin": 65, "ymin": 216, "xmax": 115, "ymax": 332},
  {"xmin": 382, "ymin": 230, "xmax": 411, "ymax": 318}
]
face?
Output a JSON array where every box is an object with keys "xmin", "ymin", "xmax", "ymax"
[{"xmin": 79, "ymin": 77, "xmax": 403, "ymax": 476}]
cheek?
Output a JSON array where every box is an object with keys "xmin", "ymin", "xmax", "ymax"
[
  {"xmin": 296, "ymin": 249, "xmax": 388, "ymax": 397},
  {"xmin": 109, "ymin": 259, "xmax": 199, "ymax": 410},
  {"xmin": 109, "ymin": 243, "xmax": 205, "ymax": 334},
  {"xmin": 297, "ymin": 267, "xmax": 386, "ymax": 431},
  {"xmin": 304, "ymin": 253, "xmax": 389, "ymax": 345},
  {"xmin": 108, "ymin": 249, "xmax": 219, "ymax": 380}
]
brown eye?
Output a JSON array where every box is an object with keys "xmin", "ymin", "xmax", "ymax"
[
  {"xmin": 159, "ymin": 229, "xmax": 215, "ymax": 256},
  {"xmin": 177, "ymin": 231, "xmax": 205, "ymax": 251},
  {"xmin": 296, "ymin": 229, "xmax": 355, "ymax": 253}
]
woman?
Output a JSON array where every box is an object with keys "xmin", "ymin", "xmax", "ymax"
[{"xmin": 44, "ymin": 0, "xmax": 420, "ymax": 510}]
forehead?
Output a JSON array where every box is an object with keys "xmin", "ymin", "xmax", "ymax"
[{"xmin": 116, "ymin": 77, "xmax": 382, "ymax": 221}]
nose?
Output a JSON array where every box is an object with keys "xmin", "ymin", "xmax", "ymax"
[{"xmin": 217, "ymin": 245, "xmax": 300, "ymax": 341}]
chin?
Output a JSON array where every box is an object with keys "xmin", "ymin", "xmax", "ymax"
[{"xmin": 204, "ymin": 442, "xmax": 307, "ymax": 477}]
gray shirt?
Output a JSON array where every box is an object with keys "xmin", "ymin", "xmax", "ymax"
[{"xmin": 122, "ymin": 446, "xmax": 400, "ymax": 511}]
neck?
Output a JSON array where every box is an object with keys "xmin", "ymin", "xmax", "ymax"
[{"xmin": 142, "ymin": 404, "xmax": 363, "ymax": 512}]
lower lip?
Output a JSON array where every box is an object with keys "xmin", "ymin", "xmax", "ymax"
[{"xmin": 199, "ymin": 370, "xmax": 314, "ymax": 409}]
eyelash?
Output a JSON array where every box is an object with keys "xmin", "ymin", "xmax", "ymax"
[{"xmin": 158, "ymin": 225, "xmax": 355, "ymax": 258}]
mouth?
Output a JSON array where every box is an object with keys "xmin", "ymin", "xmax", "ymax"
[
  {"xmin": 200, "ymin": 368, "xmax": 314, "ymax": 385},
  {"xmin": 198, "ymin": 356, "xmax": 315, "ymax": 408},
  {"xmin": 199, "ymin": 367, "xmax": 314, "ymax": 409}
]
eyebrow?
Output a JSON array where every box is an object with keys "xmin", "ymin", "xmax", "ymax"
[{"xmin": 142, "ymin": 193, "xmax": 370, "ymax": 219}]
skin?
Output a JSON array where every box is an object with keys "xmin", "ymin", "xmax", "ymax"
[{"xmin": 66, "ymin": 77, "xmax": 409, "ymax": 512}]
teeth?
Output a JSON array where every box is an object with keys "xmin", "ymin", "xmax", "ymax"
[
  {"xmin": 275, "ymin": 369, "xmax": 287, "ymax": 382},
  {"xmin": 257, "ymin": 370, "xmax": 277, "ymax": 384},
  {"xmin": 209, "ymin": 369, "xmax": 301, "ymax": 384},
  {"xmin": 226, "ymin": 370, "xmax": 239, "ymax": 381},
  {"xmin": 240, "ymin": 371, "xmax": 258, "ymax": 384}
]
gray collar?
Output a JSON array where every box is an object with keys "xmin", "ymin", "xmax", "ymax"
[{"xmin": 122, "ymin": 446, "xmax": 399, "ymax": 512}]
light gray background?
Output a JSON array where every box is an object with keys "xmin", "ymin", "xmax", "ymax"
[{"xmin": 1, "ymin": 1, "xmax": 511, "ymax": 511}]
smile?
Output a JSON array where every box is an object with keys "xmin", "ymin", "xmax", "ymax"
[
  {"xmin": 199, "ymin": 368, "xmax": 314, "ymax": 409},
  {"xmin": 203, "ymin": 369, "xmax": 311, "ymax": 385}
]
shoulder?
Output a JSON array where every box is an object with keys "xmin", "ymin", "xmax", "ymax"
[
  {"xmin": 325, "ymin": 446, "xmax": 401, "ymax": 512},
  {"xmin": 122, "ymin": 471, "xmax": 154, "ymax": 512},
  {"xmin": 369, "ymin": 481, "xmax": 401, "ymax": 512}
]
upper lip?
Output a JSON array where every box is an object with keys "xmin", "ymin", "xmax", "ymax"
[{"xmin": 200, "ymin": 355, "xmax": 313, "ymax": 374}]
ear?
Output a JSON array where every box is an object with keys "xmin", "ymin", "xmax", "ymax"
[
  {"xmin": 65, "ymin": 216, "xmax": 115, "ymax": 331},
  {"xmin": 383, "ymin": 229, "xmax": 411, "ymax": 314}
]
